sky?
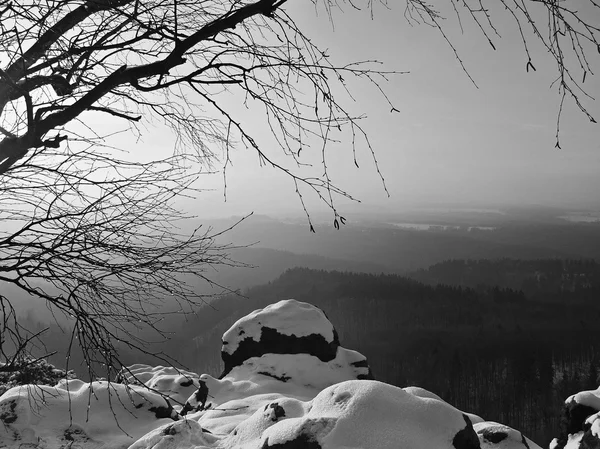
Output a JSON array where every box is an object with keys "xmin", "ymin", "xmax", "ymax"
[{"xmin": 121, "ymin": 0, "xmax": 600, "ymax": 218}]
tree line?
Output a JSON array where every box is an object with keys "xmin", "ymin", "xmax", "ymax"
[{"xmin": 410, "ymin": 258, "xmax": 600, "ymax": 303}]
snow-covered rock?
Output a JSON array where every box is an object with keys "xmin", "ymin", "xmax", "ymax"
[
  {"xmin": 119, "ymin": 364, "xmax": 200, "ymax": 409},
  {"xmin": 219, "ymin": 299, "xmax": 361, "ymax": 378},
  {"xmin": 0, "ymin": 299, "xmax": 544, "ymax": 449},
  {"xmin": 403, "ymin": 386, "xmax": 484, "ymax": 425},
  {"xmin": 0, "ymin": 379, "xmax": 178, "ymax": 449},
  {"xmin": 222, "ymin": 379, "xmax": 482, "ymax": 449},
  {"xmin": 129, "ymin": 419, "xmax": 218, "ymax": 449},
  {"xmin": 474, "ymin": 422, "xmax": 542, "ymax": 449},
  {"xmin": 180, "ymin": 299, "xmax": 375, "ymax": 423},
  {"xmin": 550, "ymin": 386, "xmax": 600, "ymax": 449}
]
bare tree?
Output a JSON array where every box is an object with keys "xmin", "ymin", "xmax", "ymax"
[
  {"xmin": 0, "ymin": 0, "xmax": 397, "ymax": 379},
  {"xmin": 404, "ymin": 0, "xmax": 599, "ymax": 148},
  {"xmin": 0, "ymin": 0, "xmax": 598, "ymax": 378}
]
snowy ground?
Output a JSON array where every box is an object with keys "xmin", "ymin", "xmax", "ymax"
[{"xmin": 0, "ymin": 299, "xmax": 580, "ymax": 449}]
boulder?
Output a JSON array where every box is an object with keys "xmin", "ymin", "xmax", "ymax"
[
  {"xmin": 474, "ymin": 422, "xmax": 542, "ymax": 449},
  {"xmin": 550, "ymin": 387, "xmax": 600, "ymax": 449},
  {"xmin": 0, "ymin": 379, "xmax": 177, "ymax": 449},
  {"xmin": 118, "ymin": 364, "xmax": 200, "ymax": 409},
  {"xmin": 220, "ymin": 299, "xmax": 343, "ymax": 376}
]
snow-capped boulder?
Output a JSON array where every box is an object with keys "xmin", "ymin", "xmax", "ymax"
[
  {"xmin": 223, "ymin": 379, "xmax": 483, "ymax": 449},
  {"xmin": 0, "ymin": 379, "xmax": 178, "ymax": 449},
  {"xmin": 129, "ymin": 419, "xmax": 218, "ymax": 449},
  {"xmin": 119, "ymin": 364, "xmax": 200, "ymax": 408},
  {"xmin": 180, "ymin": 300, "xmax": 374, "ymax": 417},
  {"xmin": 403, "ymin": 386, "xmax": 484, "ymax": 425},
  {"xmin": 220, "ymin": 299, "xmax": 353, "ymax": 376},
  {"xmin": 404, "ymin": 385, "xmax": 446, "ymax": 401},
  {"xmin": 474, "ymin": 422, "xmax": 542, "ymax": 449},
  {"xmin": 141, "ymin": 380, "xmax": 486, "ymax": 449},
  {"xmin": 550, "ymin": 386, "xmax": 600, "ymax": 449}
]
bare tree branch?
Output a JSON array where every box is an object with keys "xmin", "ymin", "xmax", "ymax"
[{"xmin": 1, "ymin": 0, "xmax": 598, "ymax": 380}]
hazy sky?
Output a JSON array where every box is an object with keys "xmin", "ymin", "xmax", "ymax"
[{"xmin": 121, "ymin": 1, "xmax": 600, "ymax": 218}]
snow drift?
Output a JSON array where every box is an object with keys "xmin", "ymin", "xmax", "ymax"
[{"xmin": 1, "ymin": 299, "xmax": 547, "ymax": 448}]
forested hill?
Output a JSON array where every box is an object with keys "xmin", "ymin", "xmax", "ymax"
[
  {"xmin": 409, "ymin": 258, "xmax": 600, "ymax": 303},
  {"xmin": 172, "ymin": 267, "xmax": 598, "ymax": 375}
]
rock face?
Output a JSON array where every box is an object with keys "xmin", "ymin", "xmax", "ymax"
[
  {"xmin": 550, "ymin": 387, "xmax": 600, "ymax": 449},
  {"xmin": 0, "ymin": 299, "xmax": 545, "ymax": 449}
]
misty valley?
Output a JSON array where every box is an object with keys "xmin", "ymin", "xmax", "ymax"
[{"xmin": 8, "ymin": 207, "xmax": 600, "ymax": 447}]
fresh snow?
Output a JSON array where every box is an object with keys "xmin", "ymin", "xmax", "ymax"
[
  {"xmin": 0, "ymin": 299, "xmax": 586, "ymax": 449},
  {"xmin": 120, "ymin": 364, "xmax": 200, "ymax": 409},
  {"xmin": 588, "ymin": 412, "xmax": 600, "ymax": 438},
  {"xmin": 0, "ymin": 379, "xmax": 177, "ymax": 448},
  {"xmin": 561, "ymin": 432, "xmax": 584, "ymax": 449},
  {"xmin": 221, "ymin": 299, "xmax": 336, "ymax": 355},
  {"xmin": 567, "ymin": 387, "xmax": 600, "ymax": 410},
  {"xmin": 474, "ymin": 422, "xmax": 541, "ymax": 449}
]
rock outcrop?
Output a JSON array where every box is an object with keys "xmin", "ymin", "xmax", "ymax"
[
  {"xmin": 550, "ymin": 387, "xmax": 600, "ymax": 449},
  {"xmin": 0, "ymin": 299, "xmax": 547, "ymax": 449}
]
